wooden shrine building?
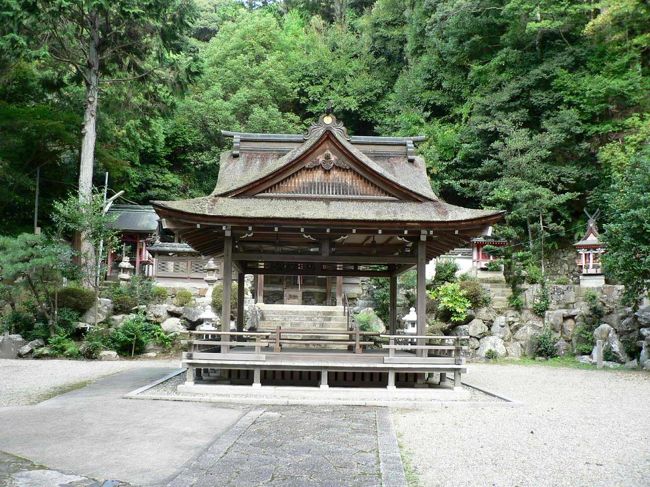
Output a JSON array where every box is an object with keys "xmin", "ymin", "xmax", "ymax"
[{"xmin": 152, "ymin": 114, "xmax": 504, "ymax": 390}]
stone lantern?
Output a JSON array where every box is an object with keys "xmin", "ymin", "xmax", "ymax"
[
  {"xmin": 402, "ymin": 307, "xmax": 417, "ymax": 335},
  {"xmin": 203, "ymin": 258, "xmax": 219, "ymax": 298},
  {"xmin": 118, "ymin": 256, "xmax": 134, "ymax": 285},
  {"xmin": 196, "ymin": 307, "xmax": 218, "ymax": 331}
]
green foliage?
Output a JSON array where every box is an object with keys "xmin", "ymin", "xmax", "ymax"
[
  {"xmin": 105, "ymin": 276, "xmax": 156, "ymax": 313},
  {"xmin": 532, "ymin": 281, "xmax": 550, "ymax": 317},
  {"xmin": 48, "ymin": 334, "xmax": 80, "ymax": 358},
  {"xmin": 108, "ymin": 314, "xmax": 151, "ymax": 357},
  {"xmin": 554, "ymin": 277, "xmax": 570, "ymax": 285},
  {"xmin": 354, "ymin": 310, "xmax": 383, "ymax": 333},
  {"xmin": 151, "ymin": 286, "xmax": 169, "ymax": 304},
  {"xmin": 508, "ymin": 294, "xmax": 524, "ymax": 311},
  {"xmin": 211, "ymin": 282, "xmax": 238, "ymax": 317},
  {"xmin": 0, "ymin": 310, "xmax": 36, "ymax": 337},
  {"xmin": 484, "ymin": 260, "xmax": 503, "ymax": 272},
  {"xmin": 174, "ymin": 289, "xmax": 194, "ymax": 307},
  {"xmin": 535, "ymin": 327, "xmax": 557, "ymax": 359},
  {"xmin": 485, "ymin": 349, "xmax": 498, "ymax": 360},
  {"xmin": 431, "ymin": 261, "xmax": 458, "ymax": 288},
  {"xmin": 525, "ymin": 265, "xmax": 543, "ymax": 285},
  {"xmin": 458, "ymin": 279, "xmax": 491, "ymax": 309},
  {"xmin": 57, "ymin": 286, "xmax": 95, "ymax": 314},
  {"xmin": 428, "ymin": 282, "xmax": 471, "ymax": 324}
]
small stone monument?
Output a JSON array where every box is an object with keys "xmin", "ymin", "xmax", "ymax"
[
  {"xmin": 118, "ymin": 256, "xmax": 134, "ymax": 285},
  {"xmin": 203, "ymin": 258, "xmax": 219, "ymax": 298}
]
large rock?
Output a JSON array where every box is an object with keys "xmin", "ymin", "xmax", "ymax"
[
  {"xmin": 639, "ymin": 342, "xmax": 649, "ymax": 366},
  {"xmin": 167, "ymin": 305, "xmax": 184, "ymax": 317},
  {"xmin": 639, "ymin": 328, "xmax": 650, "ymax": 340},
  {"xmin": 475, "ymin": 307, "xmax": 497, "ymax": 322},
  {"xmin": 617, "ymin": 316, "xmax": 638, "ymax": 334},
  {"xmin": 0, "ymin": 334, "xmax": 27, "ymax": 359},
  {"xmin": 108, "ymin": 314, "xmax": 135, "ymax": 328},
  {"xmin": 592, "ymin": 324, "xmax": 629, "ymax": 363},
  {"xmin": 545, "ymin": 309, "xmax": 565, "ymax": 332},
  {"xmin": 554, "ymin": 339, "xmax": 570, "ymax": 357},
  {"xmin": 468, "ymin": 337, "xmax": 480, "ymax": 350},
  {"xmin": 490, "ymin": 316, "xmax": 511, "ymax": 341},
  {"xmin": 161, "ymin": 317, "xmax": 185, "ymax": 334},
  {"xmin": 506, "ymin": 341, "xmax": 523, "ymax": 358},
  {"xmin": 98, "ymin": 350, "xmax": 119, "ymax": 361},
  {"xmin": 182, "ymin": 304, "xmax": 210, "ymax": 324},
  {"xmin": 513, "ymin": 325, "xmax": 541, "ymax": 356},
  {"xmin": 18, "ymin": 338, "xmax": 45, "ymax": 357},
  {"xmin": 467, "ymin": 319, "xmax": 488, "ymax": 338},
  {"xmin": 634, "ymin": 306, "xmax": 650, "ymax": 326},
  {"xmin": 146, "ymin": 304, "xmax": 170, "ymax": 324},
  {"xmin": 81, "ymin": 298, "xmax": 113, "ymax": 324},
  {"xmin": 451, "ymin": 324, "xmax": 470, "ymax": 337},
  {"xmin": 477, "ymin": 336, "xmax": 507, "ymax": 358},
  {"xmin": 561, "ymin": 318, "xmax": 576, "ymax": 339}
]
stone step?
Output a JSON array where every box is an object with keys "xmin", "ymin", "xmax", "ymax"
[
  {"xmin": 258, "ymin": 321, "xmax": 349, "ymax": 330},
  {"xmin": 259, "ymin": 315, "xmax": 347, "ymax": 322},
  {"xmin": 257, "ymin": 304, "xmax": 345, "ymax": 315}
]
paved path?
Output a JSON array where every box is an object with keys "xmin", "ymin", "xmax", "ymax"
[
  {"xmin": 0, "ymin": 361, "xmax": 406, "ymax": 486},
  {"xmin": 168, "ymin": 406, "xmax": 404, "ymax": 487},
  {"xmin": 394, "ymin": 363, "xmax": 650, "ymax": 487},
  {"xmin": 0, "ymin": 364, "xmax": 243, "ymax": 485}
]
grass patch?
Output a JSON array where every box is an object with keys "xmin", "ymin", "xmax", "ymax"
[
  {"xmin": 484, "ymin": 356, "xmax": 641, "ymax": 372},
  {"xmin": 397, "ymin": 436, "xmax": 420, "ymax": 487},
  {"xmin": 31, "ymin": 380, "xmax": 91, "ymax": 404}
]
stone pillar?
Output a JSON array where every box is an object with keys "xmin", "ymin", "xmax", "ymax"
[{"xmin": 417, "ymin": 236, "xmax": 427, "ymax": 349}]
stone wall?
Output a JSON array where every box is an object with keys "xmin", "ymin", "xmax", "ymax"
[{"xmin": 544, "ymin": 247, "xmax": 581, "ymax": 283}]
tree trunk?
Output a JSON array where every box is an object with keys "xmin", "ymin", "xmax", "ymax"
[{"xmin": 78, "ymin": 12, "xmax": 100, "ymax": 287}]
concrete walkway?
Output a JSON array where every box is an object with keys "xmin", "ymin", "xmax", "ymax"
[
  {"xmin": 0, "ymin": 363, "xmax": 407, "ymax": 486},
  {"xmin": 0, "ymin": 365, "xmax": 243, "ymax": 485}
]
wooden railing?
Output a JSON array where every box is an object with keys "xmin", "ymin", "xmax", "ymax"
[
  {"xmin": 185, "ymin": 327, "xmax": 380, "ymax": 354},
  {"xmin": 380, "ymin": 335, "xmax": 468, "ymax": 365}
]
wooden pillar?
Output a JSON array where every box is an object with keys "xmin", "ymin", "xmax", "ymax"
[
  {"xmin": 236, "ymin": 271, "xmax": 245, "ymax": 333},
  {"xmin": 336, "ymin": 276, "xmax": 343, "ymax": 306},
  {"xmin": 222, "ymin": 230, "xmax": 232, "ymax": 351},
  {"xmin": 320, "ymin": 369, "xmax": 329, "ymax": 389},
  {"xmin": 389, "ymin": 275, "xmax": 398, "ymax": 335},
  {"xmin": 417, "ymin": 236, "xmax": 427, "ymax": 352},
  {"xmin": 135, "ymin": 239, "xmax": 141, "ymax": 276},
  {"xmin": 256, "ymin": 274, "xmax": 264, "ymax": 304}
]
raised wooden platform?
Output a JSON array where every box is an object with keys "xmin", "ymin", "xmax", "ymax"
[{"xmin": 182, "ymin": 331, "xmax": 468, "ymax": 390}]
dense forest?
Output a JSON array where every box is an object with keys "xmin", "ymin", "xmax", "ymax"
[{"xmin": 1, "ymin": 0, "xmax": 648, "ymax": 293}]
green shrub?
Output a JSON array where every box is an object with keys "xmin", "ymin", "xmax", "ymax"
[
  {"xmin": 485, "ymin": 349, "xmax": 498, "ymax": 360},
  {"xmin": 429, "ymin": 282, "xmax": 471, "ymax": 324},
  {"xmin": 174, "ymin": 289, "xmax": 193, "ymax": 307},
  {"xmin": 532, "ymin": 282, "xmax": 550, "ymax": 317},
  {"xmin": 109, "ymin": 313, "xmax": 151, "ymax": 356},
  {"xmin": 48, "ymin": 334, "xmax": 80, "ymax": 358},
  {"xmin": 508, "ymin": 294, "xmax": 524, "ymax": 311},
  {"xmin": 0, "ymin": 310, "xmax": 35, "ymax": 335},
  {"xmin": 525, "ymin": 264, "xmax": 543, "ymax": 284},
  {"xmin": 146, "ymin": 324, "xmax": 176, "ymax": 350},
  {"xmin": 485, "ymin": 260, "xmax": 503, "ymax": 272},
  {"xmin": 458, "ymin": 279, "xmax": 491, "ymax": 308},
  {"xmin": 152, "ymin": 286, "xmax": 169, "ymax": 304},
  {"xmin": 584, "ymin": 290, "xmax": 604, "ymax": 323},
  {"xmin": 211, "ymin": 282, "xmax": 238, "ymax": 317},
  {"xmin": 535, "ymin": 327, "xmax": 557, "ymax": 358},
  {"xmin": 432, "ymin": 260, "xmax": 458, "ymax": 288},
  {"xmin": 354, "ymin": 310, "xmax": 383, "ymax": 333},
  {"xmin": 54, "ymin": 307, "xmax": 80, "ymax": 335},
  {"xmin": 105, "ymin": 276, "xmax": 156, "ymax": 313},
  {"xmin": 57, "ymin": 286, "xmax": 95, "ymax": 313},
  {"xmin": 554, "ymin": 276, "xmax": 570, "ymax": 285}
]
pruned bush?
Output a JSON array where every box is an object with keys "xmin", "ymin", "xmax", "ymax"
[
  {"xmin": 57, "ymin": 286, "xmax": 96, "ymax": 313},
  {"xmin": 458, "ymin": 279, "xmax": 491, "ymax": 309},
  {"xmin": 48, "ymin": 334, "xmax": 80, "ymax": 358},
  {"xmin": 211, "ymin": 282, "xmax": 238, "ymax": 317},
  {"xmin": 152, "ymin": 286, "xmax": 168, "ymax": 304},
  {"xmin": 532, "ymin": 281, "xmax": 550, "ymax": 317},
  {"xmin": 432, "ymin": 260, "xmax": 458, "ymax": 288},
  {"xmin": 354, "ymin": 309, "xmax": 383, "ymax": 333},
  {"xmin": 105, "ymin": 276, "xmax": 156, "ymax": 313},
  {"xmin": 173, "ymin": 289, "xmax": 193, "ymax": 307},
  {"xmin": 485, "ymin": 259, "xmax": 503, "ymax": 272}
]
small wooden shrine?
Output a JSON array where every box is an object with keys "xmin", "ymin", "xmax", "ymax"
[
  {"xmin": 152, "ymin": 113, "xmax": 504, "ymax": 390},
  {"xmin": 575, "ymin": 210, "xmax": 606, "ymax": 287}
]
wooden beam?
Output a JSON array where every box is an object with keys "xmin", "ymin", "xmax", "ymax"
[
  {"xmin": 256, "ymin": 274, "xmax": 264, "ymax": 304},
  {"xmin": 336, "ymin": 276, "xmax": 343, "ymax": 306},
  {"xmin": 232, "ymin": 252, "xmax": 416, "ymax": 265},
  {"xmin": 241, "ymin": 265, "xmax": 393, "ymax": 278}
]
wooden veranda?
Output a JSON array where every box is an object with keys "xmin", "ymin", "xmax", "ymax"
[{"xmin": 152, "ymin": 113, "xmax": 503, "ymax": 389}]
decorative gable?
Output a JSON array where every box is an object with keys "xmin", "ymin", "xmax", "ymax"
[{"xmin": 261, "ymin": 148, "xmax": 393, "ymax": 198}]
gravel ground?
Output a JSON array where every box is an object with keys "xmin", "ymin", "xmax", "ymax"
[
  {"xmin": 0, "ymin": 358, "xmax": 177, "ymax": 407},
  {"xmin": 393, "ymin": 363, "xmax": 650, "ymax": 487}
]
